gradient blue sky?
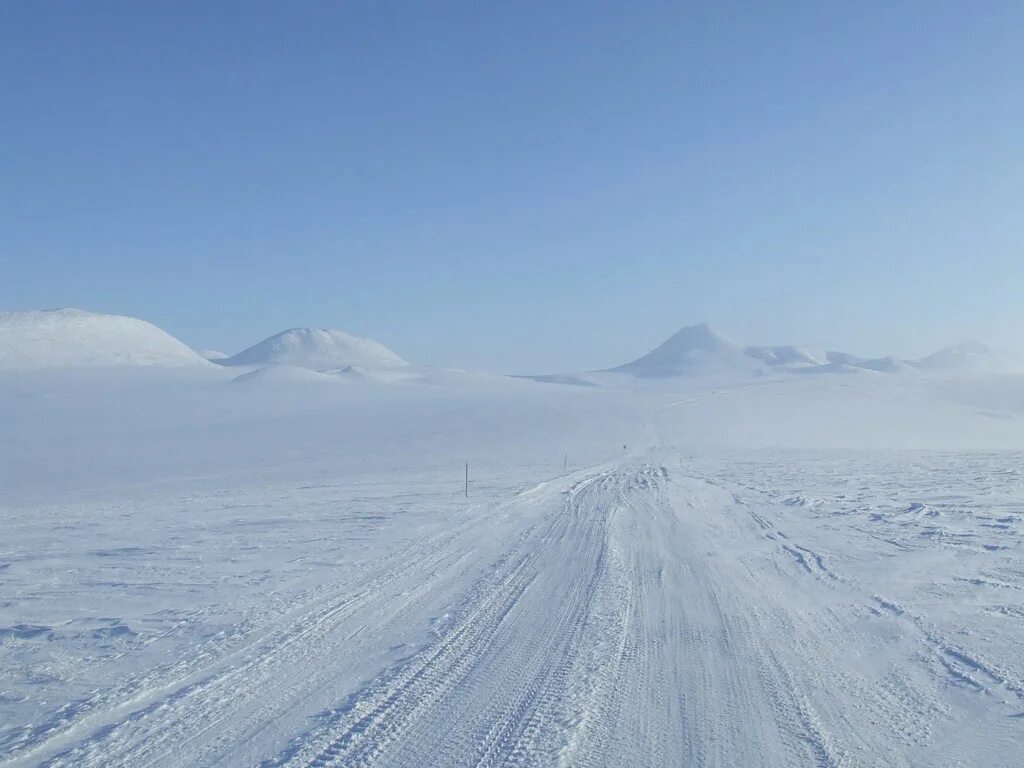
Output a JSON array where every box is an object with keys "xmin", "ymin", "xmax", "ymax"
[{"xmin": 3, "ymin": 1, "xmax": 1022, "ymax": 372}]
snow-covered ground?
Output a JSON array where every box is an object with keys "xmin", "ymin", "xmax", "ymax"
[{"xmin": 2, "ymin": 324, "xmax": 1024, "ymax": 766}]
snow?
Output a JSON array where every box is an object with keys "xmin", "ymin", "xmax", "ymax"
[
  {"xmin": 573, "ymin": 322, "xmax": 1019, "ymax": 383},
  {"xmin": 609, "ymin": 322, "xmax": 756, "ymax": 378},
  {"xmin": 910, "ymin": 340, "xmax": 1006, "ymax": 372},
  {"xmin": 745, "ymin": 344, "xmax": 829, "ymax": 367},
  {"xmin": 603, "ymin": 323, "xmax": 889, "ymax": 379},
  {"xmin": 197, "ymin": 349, "xmax": 229, "ymax": 361},
  {"xmin": 2, "ymin": 325, "xmax": 1024, "ymax": 767},
  {"xmin": 231, "ymin": 364, "xmax": 345, "ymax": 385},
  {"xmin": 0, "ymin": 309, "xmax": 210, "ymax": 369},
  {"xmin": 219, "ymin": 328, "xmax": 408, "ymax": 371}
]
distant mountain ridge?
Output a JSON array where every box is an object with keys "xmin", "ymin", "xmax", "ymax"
[
  {"xmin": 0, "ymin": 308, "xmax": 1012, "ymax": 380},
  {"xmin": 912, "ymin": 340, "xmax": 995, "ymax": 372},
  {"xmin": 605, "ymin": 323, "xmax": 1006, "ymax": 380}
]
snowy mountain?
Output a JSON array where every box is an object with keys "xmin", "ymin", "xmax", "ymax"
[
  {"xmin": 910, "ymin": 340, "xmax": 998, "ymax": 372},
  {"xmin": 220, "ymin": 328, "xmax": 407, "ymax": 371},
  {"xmin": 0, "ymin": 309, "xmax": 210, "ymax": 369},
  {"xmin": 607, "ymin": 324, "xmax": 866, "ymax": 379},
  {"xmin": 609, "ymin": 323, "xmax": 757, "ymax": 378},
  {"xmin": 598, "ymin": 323, "xmax": 1007, "ymax": 382}
]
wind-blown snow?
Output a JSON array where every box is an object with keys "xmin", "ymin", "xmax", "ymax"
[
  {"xmin": 220, "ymin": 328, "xmax": 407, "ymax": 370},
  {"xmin": 0, "ymin": 309, "xmax": 209, "ymax": 369}
]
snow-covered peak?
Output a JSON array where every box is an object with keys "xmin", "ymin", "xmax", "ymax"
[
  {"xmin": 230, "ymin": 364, "xmax": 341, "ymax": 385},
  {"xmin": 599, "ymin": 323, "xmax": 920, "ymax": 382},
  {"xmin": 0, "ymin": 308, "xmax": 210, "ymax": 369},
  {"xmin": 658, "ymin": 323, "xmax": 740, "ymax": 354},
  {"xmin": 609, "ymin": 323, "xmax": 752, "ymax": 378},
  {"xmin": 912, "ymin": 340, "xmax": 996, "ymax": 372},
  {"xmin": 221, "ymin": 328, "xmax": 407, "ymax": 370}
]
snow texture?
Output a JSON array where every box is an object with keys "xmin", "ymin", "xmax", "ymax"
[{"xmin": 2, "ymin": 312, "xmax": 1024, "ymax": 767}]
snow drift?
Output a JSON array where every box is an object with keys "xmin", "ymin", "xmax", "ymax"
[{"xmin": 0, "ymin": 309, "xmax": 210, "ymax": 369}]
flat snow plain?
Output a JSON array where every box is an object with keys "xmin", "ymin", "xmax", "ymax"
[{"xmin": 1, "ymin": 368, "xmax": 1023, "ymax": 767}]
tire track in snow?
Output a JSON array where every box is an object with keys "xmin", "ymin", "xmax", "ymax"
[
  {"xmin": 266, "ymin": 461, "xmax": 854, "ymax": 768},
  {"xmin": 264, "ymin": 470, "xmax": 626, "ymax": 768},
  {"xmin": 3, "ymin": 485, "xmax": 547, "ymax": 768},
  {"xmin": 14, "ymin": 451, "xmax": 988, "ymax": 767}
]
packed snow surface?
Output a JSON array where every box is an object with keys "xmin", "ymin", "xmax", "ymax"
[
  {"xmin": 2, "ymin": 356, "xmax": 1024, "ymax": 767},
  {"xmin": 220, "ymin": 328, "xmax": 407, "ymax": 370},
  {"xmin": 0, "ymin": 309, "xmax": 209, "ymax": 369}
]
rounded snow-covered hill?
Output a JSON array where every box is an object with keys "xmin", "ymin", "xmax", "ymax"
[
  {"xmin": 0, "ymin": 309, "xmax": 210, "ymax": 369},
  {"xmin": 221, "ymin": 328, "xmax": 407, "ymax": 370}
]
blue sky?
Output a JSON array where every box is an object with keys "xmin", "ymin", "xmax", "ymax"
[{"xmin": 3, "ymin": 1, "xmax": 1022, "ymax": 372}]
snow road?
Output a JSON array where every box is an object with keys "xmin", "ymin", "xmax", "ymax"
[{"xmin": 4, "ymin": 446, "xmax": 1021, "ymax": 767}]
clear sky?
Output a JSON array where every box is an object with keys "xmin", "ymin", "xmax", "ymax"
[{"xmin": 3, "ymin": 1, "xmax": 1022, "ymax": 372}]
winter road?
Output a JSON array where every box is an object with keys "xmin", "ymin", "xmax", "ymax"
[{"xmin": 3, "ymin": 450, "xmax": 1022, "ymax": 767}]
